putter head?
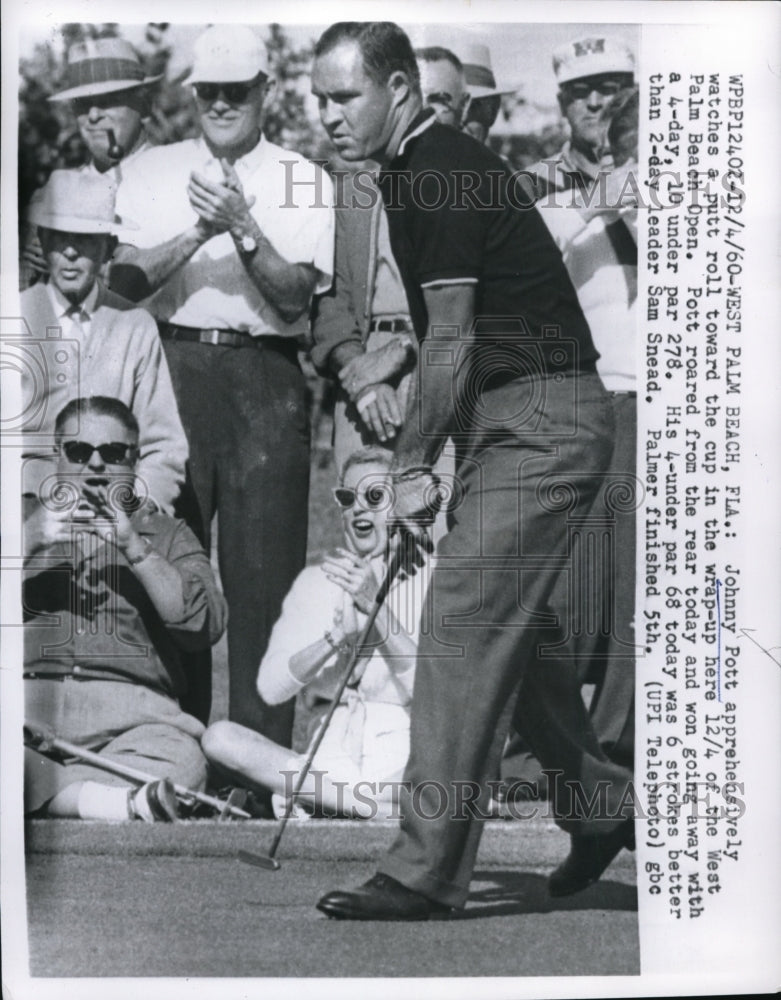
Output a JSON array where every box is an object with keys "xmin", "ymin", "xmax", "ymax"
[{"xmin": 238, "ymin": 849, "xmax": 281, "ymax": 872}]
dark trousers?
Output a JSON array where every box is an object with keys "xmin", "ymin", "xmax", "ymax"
[
  {"xmin": 380, "ymin": 374, "xmax": 634, "ymax": 908},
  {"xmin": 503, "ymin": 390, "xmax": 637, "ymax": 778},
  {"xmin": 587, "ymin": 392, "xmax": 637, "ymax": 765},
  {"xmin": 163, "ymin": 338, "xmax": 310, "ymax": 743}
]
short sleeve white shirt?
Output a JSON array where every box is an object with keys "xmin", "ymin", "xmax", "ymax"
[{"xmin": 115, "ymin": 135, "xmax": 334, "ymax": 337}]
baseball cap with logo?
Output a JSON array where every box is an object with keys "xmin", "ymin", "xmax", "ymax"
[
  {"xmin": 553, "ymin": 36, "xmax": 635, "ymax": 86},
  {"xmin": 29, "ymin": 170, "xmax": 137, "ymax": 234},
  {"xmin": 183, "ymin": 25, "xmax": 270, "ymax": 85},
  {"xmin": 48, "ymin": 37, "xmax": 163, "ymax": 103}
]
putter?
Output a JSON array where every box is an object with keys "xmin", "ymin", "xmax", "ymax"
[
  {"xmin": 239, "ymin": 531, "xmax": 409, "ymax": 872},
  {"xmin": 23, "ymin": 723, "xmax": 251, "ymax": 819}
]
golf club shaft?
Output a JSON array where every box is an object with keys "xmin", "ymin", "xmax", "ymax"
[
  {"xmin": 24, "ymin": 726, "xmax": 250, "ymax": 819},
  {"xmin": 266, "ymin": 533, "xmax": 407, "ymax": 860}
]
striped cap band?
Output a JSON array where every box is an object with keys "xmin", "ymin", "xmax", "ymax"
[{"xmin": 65, "ymin": 57, "xmax": 146, "ymax": 90}]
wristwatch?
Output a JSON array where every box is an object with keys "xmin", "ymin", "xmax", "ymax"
[
  {"xmin": 238, "ymin": 233, "xmax": 257, "ymax": 255},
  {"xmin": 126, "ymin": 536, "xmax": 154, "ymax": 566}
]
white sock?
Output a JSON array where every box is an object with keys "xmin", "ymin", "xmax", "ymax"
[
  {"xmin": 130, "ymin": 783, "xmax": 155, "ymax": 822},
  {"xmin": 76, "ymin": 781, "xmax": 133, "ymax": 821}
]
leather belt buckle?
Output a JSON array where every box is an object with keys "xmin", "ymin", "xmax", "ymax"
[
  {"xmin": 202, "ymin": 329, "xmax": 224, "ymax": 346},
  {"xmin": 371, "ymin": 316, "xmax": 413, "ymax": 334}
]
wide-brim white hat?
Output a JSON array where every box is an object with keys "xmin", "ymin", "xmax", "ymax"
[
  {"xmin": 412, "ymin": 29, "xmax": 517, "ymax": 100},
  {"xmin": 459, "ymin": 41, "xmax": 517, "ymax": 99},
  {"xmin": 29, "ymin": 170, "xmax": 137, "ymax": 234}
]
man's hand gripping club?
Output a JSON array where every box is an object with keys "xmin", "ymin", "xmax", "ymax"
[{"xmin": 387, "ymin": 466, "xmax": 442, "ymax": 573}]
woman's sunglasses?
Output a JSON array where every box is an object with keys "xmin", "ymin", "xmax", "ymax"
[
  {"xmin": 332, "ymin": 484, "xmax": 392, "ymax": 511},
  {"xmin": 60, "ymin": 440, "xmax": 135, "ymax": 466}
]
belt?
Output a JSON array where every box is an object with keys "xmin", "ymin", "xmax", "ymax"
[
  {"xmin": 159, "ymin": 322, "xmax": 293, "ymax": 352},
  {"xmin": 368, "ymin": 316, "xmax": 414, "ymax": 334},
  {"xmin": 25, "ymin": 670, "xmax": 170, "ymax": 696}
]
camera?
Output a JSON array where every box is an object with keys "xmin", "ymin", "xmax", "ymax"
[{"xmin": 1, "ymin": 316, "xmax": 80, "ymax": 436}]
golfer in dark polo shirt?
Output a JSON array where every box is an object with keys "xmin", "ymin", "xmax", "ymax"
[{"xmin": 312, "ymin": 22, "xmax": 635, "ymax": 920}]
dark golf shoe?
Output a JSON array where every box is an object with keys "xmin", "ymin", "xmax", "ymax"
[
  {"xmin": 317, "ymin": 873, "xmax": 452, "ymax": 921},
  {"xmin": 548, "ymin": 817, "xmax": 635, "ymax": 897},
  {"xmin": 132, "ymin": 778, "xmax": 180, "ymax": 822}
]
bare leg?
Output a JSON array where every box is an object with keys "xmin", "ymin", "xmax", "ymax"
[{"xmin": 202, "ymin": 720, "xmax": 367, "ymax": 816}]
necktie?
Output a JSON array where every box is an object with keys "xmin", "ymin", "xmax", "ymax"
[{"xmin": 66, "ymin": 304, "xmax": 88, "ymax": 339}]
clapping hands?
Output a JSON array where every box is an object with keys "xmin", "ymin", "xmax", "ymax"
[{"xmin": 188, "ymin": 159, "xmax": 257, "ymax": 238}]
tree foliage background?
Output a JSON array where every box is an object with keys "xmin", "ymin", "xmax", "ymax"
[
  {"xmin": 18, "ymin": 20, "xmax": 567, "ymax": 218},
  {"xmin": 17, "ymin": 21, "xmax": 568, "ymax": 460},
  {"xmin": 18, "ymin": 23, "xmax": 322, "ymax": 214}
]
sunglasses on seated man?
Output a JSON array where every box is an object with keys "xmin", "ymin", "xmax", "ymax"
[
  {"xmin": 193, "ymin": 75, "xmax": 266, "ymax": 104},
  {"xmin": 332, "ymin": 484, "xmax": 392, "ymax": 511},
  {"xmin": 60, "ymin": 440, "xmax": 137, "ymax": 466}
]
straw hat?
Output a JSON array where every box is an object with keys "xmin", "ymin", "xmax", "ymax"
[
  {"xmin": 29, "ymin": 170, "xmax": 137, "ymax": 234},
  {"xmin": 48, "ymin": 37, "xmax": 163, "ymax": 103}
]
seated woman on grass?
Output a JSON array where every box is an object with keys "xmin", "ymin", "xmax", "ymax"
[{"xmin": 202, "ymin": 448, "xmax": 431, "ymax": 818}]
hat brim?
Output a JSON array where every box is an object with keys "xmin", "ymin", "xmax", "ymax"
[
  {"xmin": 30, "ymin": 211, "xmax": 139, "ymax": 234},
  {"xmin": 181, "ymin": 67, "xmax": 269, "ymax": 86},
  {"xmin": 48, "ymin": 75, "xmax": 163, "ymax": 103},
  {"xmin": 466, "ymin": 84, "xmax": 516, "ymax": 100},
  {"xmin": 556, "ymin": 65, "xmax": 635, "ymax": 86}
]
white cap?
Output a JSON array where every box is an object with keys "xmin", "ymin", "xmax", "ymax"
[
  {"xmin": 183, "ymin": 25, "xmax": 269, "ymax": 85},
  {"xmin": 553, "ymin": 36, "xmax": 634, "ymax": 86}
]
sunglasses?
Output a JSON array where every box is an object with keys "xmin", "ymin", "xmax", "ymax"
[
  {"xmin": 61, "ymin": 440, "xmax": 136, "ymax": 466},
  {"xmin": 332, "ymin": 484, "xmax": 392, "ymax": 511},
  {"xmin": 564, "ymin": 79, "xmax": 626, "ymax": 100},
  {"xmin": 193, "ymin": 78, "xmax": 262, "ymax": 104},
  {"xmin": 71, "ymin": 91, "xmax": 139, "ymax": 116}
]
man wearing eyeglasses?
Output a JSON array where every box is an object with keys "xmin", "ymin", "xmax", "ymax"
[
  {"xmin": 532, "ymin": 36, "xmax": 635, "ymax": 195},
  {"xmin": 111, "ymin": 25, "xmax": 334, "ymax": 754},
  {"xmin": 23, "ymin": 396, "xmax": 226, "ymax": 822},
  {"xmin": 417, "ymin": 47, "xmax": 470, "ymax": 129}
]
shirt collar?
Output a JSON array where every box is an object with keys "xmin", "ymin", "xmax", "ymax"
[
  {"xmin": 46, "ymin": 280, "xmax": 100, "ymax": 320},
  {"xmin": 198, "ymin": 132, "xmax": 268, "ymax": 175},
  {"xmin": 395, "ymin": 109, "xmax": 438, "ymax": 159}
]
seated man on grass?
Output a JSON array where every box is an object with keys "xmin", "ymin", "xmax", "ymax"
[{"xmin": 23, "ymin": 396, "xmax": 226, "ymax": 822}]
